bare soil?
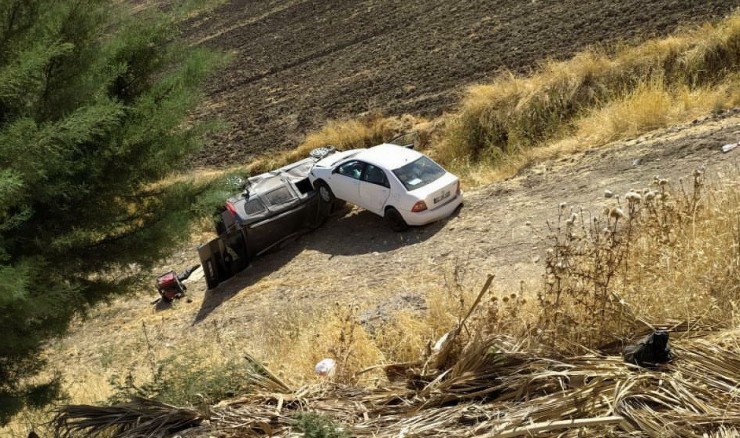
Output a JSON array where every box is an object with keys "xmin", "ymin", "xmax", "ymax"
[
  {"xmin": 186, "ymin": 110, "xmax": 740, "ymax": 327},
  {"xmin": 185, "ymin": 0, "xmax": 738, "ymax": 167},
  {"xmin": 50, "ymin": 112, "xmax": 739, "ymax": 400}
]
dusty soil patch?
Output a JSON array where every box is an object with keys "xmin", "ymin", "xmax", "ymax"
[
  {"xmin": 191, "ymin": 111, "xmax": 740, "ymax": 317},
  {"xmin": 186, "ymin": 0, "xmax": 738, "ymax": 167},
  {"xmin": 45, "ymin": 111, "xmax": 740, "ymax": 406}
]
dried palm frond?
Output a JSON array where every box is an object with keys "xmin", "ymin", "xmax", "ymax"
[
  {"xmin": 243, "ymin": 352, "xmax": 291, "ymax": 393},
  {"xmin": 53, "ymin": 396, "xmax": 203, "ymax": 438},
  {"xmin": 53, "ymin": 328, "xmax": 740, "ymax": 437}
]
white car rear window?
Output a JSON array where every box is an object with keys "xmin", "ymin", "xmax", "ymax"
[{"xmin": 392, "ymin": 156, "xmax": 445, "ymax": 191}]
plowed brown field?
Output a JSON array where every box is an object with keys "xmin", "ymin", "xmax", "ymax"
[{"xmin": 186, "ymin": 0, "xmax": 738, "ymax": 167}]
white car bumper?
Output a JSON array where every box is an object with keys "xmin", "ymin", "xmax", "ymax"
[{"xmin": 400, "ymin": 192, "xmax": 463, "ymax": 226}]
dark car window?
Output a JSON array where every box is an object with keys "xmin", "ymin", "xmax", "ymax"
[
  {"xmin": 336, "ymin": 160, "xmax": 365, "ymax": 180},
  {"xmin": 243, "ymin": 197, "xmax": 266, "ymax": 216},
  {"xmin": 392, "ymin": 156, "xmax": 446, "ymax": 191},
  {"xmin": 264, "ymin": 185, "xmax": 295, "ymax": 206},
  {"xmin": 362, "ymin": 164, "xmax": 389, "ymax": 188}
]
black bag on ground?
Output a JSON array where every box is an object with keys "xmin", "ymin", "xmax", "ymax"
[{"xmin": 623, "ymin": 330, "xmax": 673, "ymax": 368}]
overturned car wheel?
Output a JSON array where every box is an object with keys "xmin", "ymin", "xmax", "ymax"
[{"xmin": 309, "ymin": 146, "xmax": 337, "ymax": 160}]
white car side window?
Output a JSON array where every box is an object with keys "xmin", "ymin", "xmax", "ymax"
[
  {"xmin": 361, "ymin": 164, "xmax": 389, "ymax": 188},
  {"xmin": 336, "ymin": 161, "xmax": 364, "ymax": 180}
]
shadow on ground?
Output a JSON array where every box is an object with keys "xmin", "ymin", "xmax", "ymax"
[
  {"xmin": 304, "ymin": 209, "xmax": 449, "ymax": 257},
  {"xmin": 191, "ymin": 206, "xmax": 458, "ymax": 324}
]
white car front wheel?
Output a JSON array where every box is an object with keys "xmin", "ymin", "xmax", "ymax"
[
  {"xmin": 315, "ymin": 181, "xmax": 345, "ymax": 215},
  {"xmin": 316, "ymin": 181, "xmax": 334, "ymax": 203}
]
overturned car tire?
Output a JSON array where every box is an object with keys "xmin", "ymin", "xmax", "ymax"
[{"xmin": 309, "ymin": 146, "xmax": 337, "ymax": 160}]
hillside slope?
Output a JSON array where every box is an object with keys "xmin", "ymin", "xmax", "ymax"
[
  {"xmin": 180, "ymin": 111, "xmax": 740, "ymax": 331},
  {"xmin": 186, "ymin": 0, "xmax": 738, "ymax": 167},
  {"xmin": 43, "ymin": 110, "xmax": 740, "ymax": 414}
]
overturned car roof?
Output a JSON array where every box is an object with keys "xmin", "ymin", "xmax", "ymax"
[{"xmin": 226, "ymin": 156, "xmax": 318, "ymax": 225}]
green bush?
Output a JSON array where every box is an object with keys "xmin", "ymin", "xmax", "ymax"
[
  {"xmin": 293, "ymin": 412, "xmax": 351, "ymax": 438},
  {"xmin": 109, "ymin": 355, "xmax": 253, "ymax": 407}
]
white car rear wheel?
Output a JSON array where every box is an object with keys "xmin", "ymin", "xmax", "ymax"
[{"xmin": 385, "ymin": 207, "xmax": 408, "ymax": 232}]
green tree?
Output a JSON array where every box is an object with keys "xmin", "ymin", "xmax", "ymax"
[{"xmin": 0, "ymin": 0, "xmax": 225, "ymax": 422}]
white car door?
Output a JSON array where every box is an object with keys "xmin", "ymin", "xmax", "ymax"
[
  {"xmin": 329, "ymin": 160, "xmax": 363, "ymax": 204},
  {"xmin": 357, "ymin": 163, "xmax": 391, "ymax": 215}
]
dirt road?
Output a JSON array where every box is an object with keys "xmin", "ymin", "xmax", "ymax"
[{"xmin": 177, "ymin": 110, "xmax": 740, "ymax": 331}]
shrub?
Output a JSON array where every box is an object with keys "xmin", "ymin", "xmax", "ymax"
[
  {"xmin": 109, "ymin": 354, "xmax": 254, "ymax": 407},
  {"xmin": 293, "ymin": 412, "xmax": 351, "ymax": 438}
]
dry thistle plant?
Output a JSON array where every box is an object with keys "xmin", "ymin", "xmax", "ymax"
[
  {"xmin": 327, "ymin": 303, "xmax": 370, "ymax": 384},
  {"xmin": 535, "ymin": 200, "xmax": 636, "ymax": 350},
  {"xmin": 475, "ymin": 283, "xmax": 531, "ymax": 339},
  {"xmin": 624, "ymin": 169, "xmax": 740, "ymax": 325},
  {"xmin": 535, "ymin": 168, "xmax": 739, "ymax": 352}
]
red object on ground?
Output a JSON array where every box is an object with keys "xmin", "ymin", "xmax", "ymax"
[{"xmin": 156, "ymin": 271, "xmax": 183, "ymax": 302}]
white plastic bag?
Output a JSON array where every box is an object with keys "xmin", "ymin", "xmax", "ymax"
[{"xmin": 315, "ymin": 358, "xmax": 336, "ymax": 376}]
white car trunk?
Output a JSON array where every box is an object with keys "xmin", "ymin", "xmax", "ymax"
[{"xmin": 413, "ymin": 173, "xmax": 459, "ymax": 210}]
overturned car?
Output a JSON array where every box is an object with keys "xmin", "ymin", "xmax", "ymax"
[{"xmin": 198, "ymin": 149, "xmax": 339, "ymax": 289}]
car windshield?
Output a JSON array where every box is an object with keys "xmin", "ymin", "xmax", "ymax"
[{"xmin": 392, "ymin": 156, "xmax": 446, "ymax": 191}]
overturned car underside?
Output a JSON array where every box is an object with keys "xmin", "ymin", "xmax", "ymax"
[{"xmin": 198, "ymin": 153, "xmax": 336, "ymax": 289}]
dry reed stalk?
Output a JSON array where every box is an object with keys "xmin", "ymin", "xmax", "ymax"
[{"xmin": 53, "ymin": 397, "xmax": 203, "ymax": 438}]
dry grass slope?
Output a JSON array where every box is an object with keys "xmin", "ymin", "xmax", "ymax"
[
  {"xmin": 6, "ymin": 10, "xmax": 740, "ymax": 438},
  {"xmin": 44, "ymin": 164, "xmax": 740, "ymax": 437},
  {"xmin": 435, "ymin": 14, "xmax": 740, "ymax": 168}
]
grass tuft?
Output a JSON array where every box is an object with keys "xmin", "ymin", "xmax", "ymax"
[
  {"xmin": 293, "ymin": 412, "xmax": 350, "ymax": 438},
  {"xmin": 245, "ymin": 112, "xmax": 428, "ymax": 176}
]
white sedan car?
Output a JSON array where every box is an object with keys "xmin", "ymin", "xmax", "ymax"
[{"xmin": 309, "ymin": 143, "xmax": 463, "ymax": 231}]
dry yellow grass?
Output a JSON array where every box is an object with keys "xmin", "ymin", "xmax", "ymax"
[
  {"xmin": 533, "ymin": 169, "xmax": 740, "ymax": 351},
  {"xmin": 576, "ymin": 75, "xmax": 740, "ymax": 145},
  {"xmin": 433, "ymin": 12, "xmax": 740, "ymax": 179},
  {"xmin": 244, "ymin": 112, "xmax": 429, "ymax": 177},
  {"xmin": 237, "ymin": 266, "xmax": 480, "ymax": 385},
  {"xmin": 621, "ymin": 172, "xmax": 740, "ymax": 323}
]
